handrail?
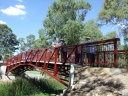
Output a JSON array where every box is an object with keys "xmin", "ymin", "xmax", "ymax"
[{"xmin": 3, "ymin": 38, "xmax": 123, "ymax": 87}]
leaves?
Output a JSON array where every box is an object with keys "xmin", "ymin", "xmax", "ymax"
[
  {"xmin": 34, "ymin": 29, "xmax": 51, "ymax": 48},
  {"xmin": 103, "ymin": 31, "xmax": 117, "ymax": 39},
  {"xmin": 0, "ymin": 24, "xmax": 19, "ymax": 58},
  {"xmin": 81, "ymin": 20, "xmax": 103, "ymax": 42},
  {"xmin": 43, "ymin": 0, "xmax": 91, "ymax": 45},
  {"xmin": 98, "ymin": 0, "xmax": 128, "ymax": 24},
  {"xmin": 63, "ymin": 20, "xmax": 82, "ymax": 45},
  {"xmin": 98, "ymin": 0, "xmax": 128, "ymax": 49}
]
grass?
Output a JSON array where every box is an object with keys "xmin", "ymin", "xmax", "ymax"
[
  {"xmin": 31, "ymin": 93, "xmax": 49, "ymax": 96},
  {"xmin": 0, "ymin": 77, "xmax": 66, "ymax": 96}
]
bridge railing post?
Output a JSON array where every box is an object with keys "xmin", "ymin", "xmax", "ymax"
[
  {"xmin": 69, "ymin": 64, "xmax": 75, "ymax": 88},
  {"xmin": 114, "ymin": 38, "xmax": 118, "ymax": 68}
]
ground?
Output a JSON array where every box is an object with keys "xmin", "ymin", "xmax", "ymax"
[
  {"xmin": 64, "ymin": 65, "xmax": 128, "ymax": 96},
  {"xmin": 1, "ymin": 66, "xmax": 128, "ymax": 96}
]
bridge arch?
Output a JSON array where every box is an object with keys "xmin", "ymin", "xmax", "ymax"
[{"xmin": 3, "ymin": 38, "xmax": 123, "ymax": 86}]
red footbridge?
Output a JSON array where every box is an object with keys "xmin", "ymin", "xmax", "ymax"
[{"xmin": 3, "ymin": 38, "xmax": 128, "ymax": 86}]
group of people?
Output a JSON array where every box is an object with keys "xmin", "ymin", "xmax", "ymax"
[{"xmin": 52, "ymin": 37, "xmax": 95, "ymax": 66}]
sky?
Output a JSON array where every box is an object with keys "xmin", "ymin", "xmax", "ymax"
[{"xmin": 0, "ymin": 0, "xmax": 118, "ymax": 40}]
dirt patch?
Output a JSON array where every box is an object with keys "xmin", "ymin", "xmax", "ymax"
[
  {"xmin": 0, "ymin": 79, "xmax": 12, "ymax": 83},
  {"xmin": 64, "ymin": 65, "xmax": 128, "ymax": 96}
]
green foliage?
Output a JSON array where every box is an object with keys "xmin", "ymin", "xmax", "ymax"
[
  {"xmin": 81, "ymin": 20, "xmax": 103, "ymax": 42},
  {"xmin": 98, "ymin": 0, "xmax": 128, "ymax": 24},
  {"xmin": 121, "ymin": 44, "xmax": 128, "ymax": 50},
  {"xmin": 19, "ymin": 34, "xmax": 36, "ymax": 52},
  {"xmin": 63, "ymin": 20, "xmax": 82, "ymax": 45},
  {"xmin": 118, "ymin": 54, "xmax": 128, "ymax": 68},
  {"xmin": 0, "ymin": 24, "xmax": 19, "ymax": 58},
  {"xmin": 43, "ymin": 0, "xmax": 91, "ymax": 44},
  {"xmin": 33, "ymin": 29, "xmax": 51, "ymax": 48},
  {"xmin": 18, "ymin": 38, "xmax": 26, "ymax": 52},
  {"xmin": 37, "ymin": 78, "xmax": 66, "ymax": 94},
  {"xmin": 0, "ymin": 77, "xmax": 65, "ymax": 96},
  {"xmin": 26, "ymin": 35, "xmax": 35, "ymax": 49},
  {"xmin": 0, "ymin": 83, "xmax": 12, "ymax": 96},
  {"xmin": 8, "ymin": 78, "xmax": 40, "ymax": 96},
  {"xmin": 103, "ymin": 31, "xmax": 117, "ymax": 39},
  {"xmin": 98, "ymin": 0, "xmax": 128, "ymax": 47}
]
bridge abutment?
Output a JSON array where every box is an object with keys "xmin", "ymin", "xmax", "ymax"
[{"xmin": 1, "ymin": 66, "xmax": 7, "ymax": 75}]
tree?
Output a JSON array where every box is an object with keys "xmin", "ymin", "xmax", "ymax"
[
  {"xmin": 18, "ymin": 35, "xmax": 35, "ymax": 52},
  {"xmin": 81, "ymin": 20, "xmax": 103, "ymax": 42},
  {"xmin": 0, "ymin": 24, "xmax": 19, "ymax": 58},
  {"xmin": 103, "ymin": 31, "xmax": 117, "ymax": 40},
  {"xmin": 26, "ymin": 35, "xmax": 35, "ymax": 49},
  {"xmin": 43, "ymin": 0, "xmax": 91, "ymax": 44},
  {"xmin": 63, "ymin": 20, "xmax": 82, "ymax": 45},
  {"xmin": 18, "ymin": 38, "xmax": 26, "ymax": 52},
  {"xmin": 98, "ymin": 0, "xmax": 128, "ymax": 49},
  {"xmin": 33, "ymin": 29, "xmax": 51, "ymax": 48},
  {"xmin": 98, "ymin": 0, "xmax": 128, "ymax": 24}
]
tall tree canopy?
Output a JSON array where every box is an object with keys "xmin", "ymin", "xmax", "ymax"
[
  {"xmin": 26, "ymin": 35, "xmax": 35, "ymax": 49},
  {"xmin": 34, "ymin": 29, "xmax": 51, "ymax": 48},
  {"xmin": 63, "ymin": 20, "xmax": 82, "ymax": 45},
  {"xmin": 0, "ymin": 24, "xmax": 19, "ymax": 58},
  {"xmin": 103, "ymin": 31, "xmax": 117, "ymax": 40},
  {"xmin": 98, "ymin": 0, "xmax": 128, "ymax": 49},
  {"xmin": 18, "ymin": 38, "xmax": 26, "ymax": 52},
  {"xmin": 81, "ymin": 20, "xmax": 103, "ymax": 42},
  {"xmin": 43, "ymin": 0, "xmax": 91, "ymax": 45},
  {"xmin": 18, "ymin": 35, "xmax": 35, "ymax": 52},
  {"xmin": 98, "ymin": 0, "xmax": 128, "ymax": 24}
]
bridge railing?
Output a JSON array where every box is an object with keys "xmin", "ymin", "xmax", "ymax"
[
  {"xmin": 3, "ymin": 38, "xmax": 120, "ymax": 68},
  {"xmin": 4, "ymin": 38, "xmax": 128, "ymax": 87},
  {"xmin": 5, "ymin": 38, "xmax": 128, "ymax": 69}
]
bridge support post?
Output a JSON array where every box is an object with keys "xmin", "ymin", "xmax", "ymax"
[
  {"xmin": 1, "ymin": 66, "xmax": 7, "ymax": 75},
  {"xmin": 69, "ymin": 64, "xmax": 75, "ymax": 88},
  {"xmin": 114, "ymin": 38, "xmax": 118, "ymax": 68}
]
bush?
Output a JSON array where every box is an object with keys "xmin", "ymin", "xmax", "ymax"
[
  {"xmin": 0, "ymin": 77, "xmax": 66, "ymax": 96},
  {"xmin": 0, "ymin": 83, "xmax": 12, "ymax": 96}
]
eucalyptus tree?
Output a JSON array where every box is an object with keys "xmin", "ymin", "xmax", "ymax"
[
  {"xmin": 26, "ymin": 35, "xmax": 35, "ymax": 49},
  {"xmin": 43, "ymin": 0, "xmax": 91, "ymax": 45},
  {"xmin": 33, "ymin": 29, "xmax": 51, "ymax": 48},
  {"xmin": 81, "ymin": 20, "xmax": 103, "ymax": 42},
  {"xmin": 103, "ymin": 31, "xmax": 117, "ymax": 40},
  {"xmin": 18, "ymin": 38, "xmax": 26, "ymax": 52},
  {"xmin": 98, "ymin": 0, "xmax": 128, "ymax": 24},
  {"xmin": 98, "ymin": 0, "xmax": 128, "ymax": 48},
  {"xmin": 0, "ymin": 24, "xmax": 19, "ymax": 58},
  {"xmin": 18, "ymin": 35, "xmax": 35, "ymax": 52},
  {"xmin": 63, "ymin": 20, "xmax": 82, "ymax": 45}
]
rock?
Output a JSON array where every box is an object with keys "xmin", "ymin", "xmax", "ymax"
[
  {"xmin": 110, "ymin": 68, "xmax": 127, "ymax": 74},
  {"xmin": 119, "ymin": 90, "xmax": 128, "ymax": 96}
]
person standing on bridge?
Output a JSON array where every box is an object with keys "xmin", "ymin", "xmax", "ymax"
[
  {"xmin": 60, "ymin": 39, "xmax": 67, "ymax": 62},
  {"xmin": 85, "ymin": 37, "xmax": 95, "ymax": 66},
  {"xmin": 52, "ymin": 37, "xmax": 61, "ymax": 61},
  {"xmin": 52, "ymin": 37, "xmax": 61, "ymax": 47},
  {"xmin": 75, "ymin": 45, "xmax": 82, "ymax": 64}
]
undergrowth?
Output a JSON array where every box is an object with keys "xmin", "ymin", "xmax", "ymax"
[{"xmin": 0, "ymin": 77, "xmax": 66, "ymax": 96}]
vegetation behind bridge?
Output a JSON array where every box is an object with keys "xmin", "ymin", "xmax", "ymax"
[{"xmin": 0, "ymin": 0, "xmax": 128, "ymax": 59}]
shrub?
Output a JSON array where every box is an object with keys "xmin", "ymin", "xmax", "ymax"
[{"xmin": 0, "ymin": 77, "xmax": 66, "ymax": 96}]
